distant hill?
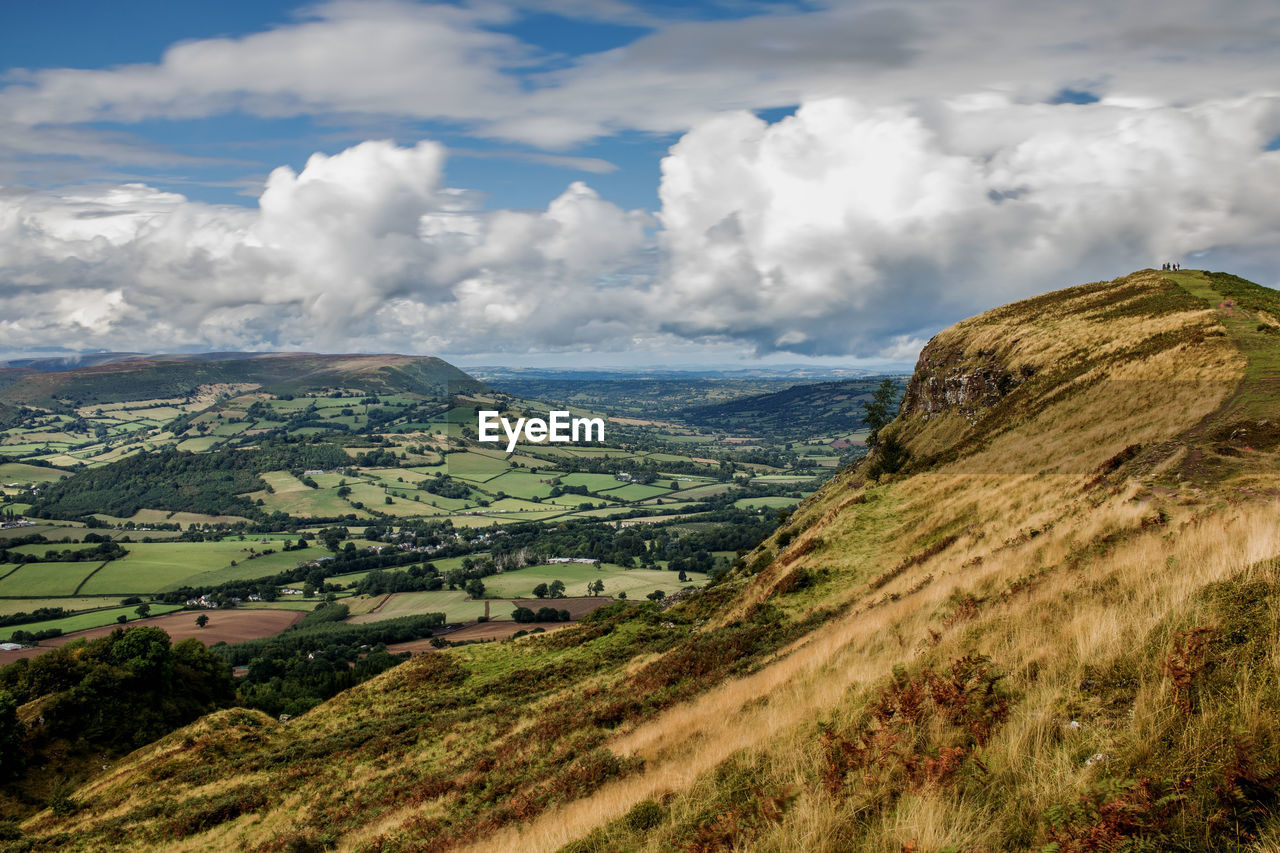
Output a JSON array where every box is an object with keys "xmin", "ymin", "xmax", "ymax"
[
  {"xmin": 0, "ymin": 352, "xmax": 484, "ymax": 410},
  {"xmin": 0, "ymin": 352, "xmax": 147, "ymax": 371},
  {"xmin": 677, "ymin": 377, "xmax": 907, "ymax": 439}
]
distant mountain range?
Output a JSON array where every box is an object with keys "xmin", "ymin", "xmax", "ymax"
[
  {"xmin": 0, "ymin": 352, "xmax": 482, "ymax": 411},
  {"xmin": 464, "ymin": 365, "xmax": 902, "ymax": 382}
]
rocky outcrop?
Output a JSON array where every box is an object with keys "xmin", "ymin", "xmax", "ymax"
[{"xmin": 898, "ymin": 338, "xmax": 1029, "ymax": 425}]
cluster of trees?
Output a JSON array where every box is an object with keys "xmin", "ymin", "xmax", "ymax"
[
  {"xmin": 531, "ymin": 580, "xmax": 567, "ymax": 598},
  {"xmin": 422, "ymin": 474, "xmax": 472, "ymax": 499},
  {"xmin": 210, "ymin": 606, "xmax": 441, "ymax": 716},
  {"xmin": 0, "ymin": 538, "xmax": 127, "ymax": 565},
  {"xmin": 862, "ymin": 379, "xmax": 909, "ymax": 479},
  {"xmin": 353, "ymin": 565, "xmax": 442, "ymax": 596},
  {"xmin": 482, "ymin": 510, "xmax": 775, "ymax": 576},
  {"xmin": 6, "ymin": 627, "xmax": 63, "ymax": 644},
  {"xmin": 511, "ymin": 606, "xmax": 571, "ymax": 623},
  {"xmin": 211, "ymin": 610, "xmax": 444, "ymax": 668},
  {"xmin": 0, "ymin": 607, "xmax": 74, "ymax": 630},
  {"xmin": 155, "ymin": 543, "xmax": 422, "ymax": 605},
  {"xmin": 237, "ymin": 644, "xmax": 406, "ymax": 718},
  {"xmin": 0, "ymin": 627, "xmax": 235, "ymax": 779},
  {"xmin": 28, "ymin": 440, "xmax": 351, "ymax": 521},
  {"xmin": 351, "ymin": 447, "xmax": 401, "ymax": 467}
]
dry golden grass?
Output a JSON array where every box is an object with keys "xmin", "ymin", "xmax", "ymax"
[{"xmin": 444, "ymin": 272, "xmax": 1277, "ymax": 852}]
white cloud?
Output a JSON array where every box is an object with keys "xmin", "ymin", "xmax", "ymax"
[
  {"xmin": 5, "ymin": 93, "xmax": 1280, "ymax": 362},
  {"xmin": 0, "ymin": 140, "xmax": 651, "ymax": 354},
  {"xmin": 652, "ymin": 94, "xmax": 1280, "ymax": 356},
  {"xmin": 4, "ymin": 0, "xmax": 1280, "ymax": 362}
]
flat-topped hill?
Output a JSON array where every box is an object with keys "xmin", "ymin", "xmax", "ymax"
[{"xmin": 0, "ymin": 352, "xmax": 483, "ymax": 411}]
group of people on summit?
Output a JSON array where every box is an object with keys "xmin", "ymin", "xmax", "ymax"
[{"xmin": 1161, "ymin": 262, "xmax": 1181, "ymax": 271}]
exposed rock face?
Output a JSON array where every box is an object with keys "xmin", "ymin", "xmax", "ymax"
[{"xmin": 898, "ymin": 338, "xmax": 1028, "ymax": 425}]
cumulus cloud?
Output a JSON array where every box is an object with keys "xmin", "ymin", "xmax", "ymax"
[
  {"xmin": 4, "ymin": 0, "xmax": 1280, "ymax": 362},
  {"xmin": 653, "ymin": 95, "xmax": 1280, "ymax": 356},
  {"xmin": 0, "ymin": 141, "xmax": 651, "ymax": 354},
  {"xmin": 5, "ymin": 94, "xmax": 1280, "ymax": 362}
]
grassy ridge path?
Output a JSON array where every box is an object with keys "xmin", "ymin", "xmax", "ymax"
[
  {"xmin": 1166, "ymin": 271, "xmax": 1280, "ymax": 490},
  {"xmin": 1170, "ymin": 270, "xmax": 1280, "ymax": 424}
]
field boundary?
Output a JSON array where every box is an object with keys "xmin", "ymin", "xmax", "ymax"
[{"xmin": 72, "ymin": 560, "xmax": 112, "ymax": 595}]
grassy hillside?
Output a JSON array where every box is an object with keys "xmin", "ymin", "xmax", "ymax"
[
  {"xmin": 12, "ymin": 269, "xmax": 1280, "ymax": 852},
  {"xmin": 677, "ymin": 378, "xmax": 902, "ymax": 440}
]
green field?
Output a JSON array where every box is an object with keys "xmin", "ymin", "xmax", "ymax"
[
  {"xmin": 735, "ymin": 496, "xmax": 802, "ymax": 510},
  {"xmin": 559, "ymin": 472, "xmax": 628, "ymax": 492},
  {"xmin": 444, "ymin": 451, "xmax": 512, "ymax": 482},
  {"xmin": 0, "ymin": 463, "xmax": 68, "ymax": 484},
  {"xmin": 327, "ymin": 554, "xmax": 472, "ymax": 589},
  {"xmin": 599, "ymin": 483, "xmax": 672, "ymax": 501},
  {"xmin": 73, "ymin": 540, "xmax": 311, "ymax": 594},
  {"xmin": 481, "ymin": 564, "xmax": 692, "ymax": 600},
  {"xmin": 0, "ymin": 596, "xmax": 126, "ymax": 616},
  {"xmin": 348, "ymin": 589, "xmax": 493, "ymax": 624},
  {"xmin": 482, "ymin": 470, "xmax": 557, "ymax": 500},
  {"xmin": 3, "ymin": 604, "xmax": 183, "ymax": 642},
  {"xmin": 155, "ymin": 545, "xmax": 328, "ymax": 591},
  {"xmin": 7, "ymin": 542, "xmax": 102, "ymax": 558},
  {"xmin": 0, "ymin": 562, "xmax": 101, "ymax": 596}
]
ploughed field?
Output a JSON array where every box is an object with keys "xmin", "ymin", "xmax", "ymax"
[{"xmin": 0, "ymin": 607, "xmax": 303, "ymax": 661}]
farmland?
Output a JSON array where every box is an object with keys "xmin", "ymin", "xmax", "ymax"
[{"xmin": 0, "ymin": 355, "xmax": 873, "ymax": 690}]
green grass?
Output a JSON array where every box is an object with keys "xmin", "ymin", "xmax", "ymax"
[
  {"xmin": 3, "ymin": 604, "xmax": 183, "ymax": 641},
  {"xmin": 483, "ymin": 470, "xmax": 557, "ymax": 500},
  {"xmin": 481, "ymin": 564, "xmax": 692, "ymax": 600},
  {"xmin": 159, "ymin": 545, "xmax": 329, "ymax": 590},
  {"xmin": 176, "ymin": 436, "xmax": 221, "ymax": 452},
  {"xmin": 0, "ymin": 562, "xmax": 100, "ymax": 596},
  {"xmin": 444, "ymin": 451, "xmax": 513, "ymax": 482},
  {"xmin": 676, "ymin": 483, "xmax": 733, "ymax": 500},
  {"xmin": 75, "ymin": 541, "xmax": 254, "ymax": 594},
  {"xmin": 7, "ymin": 542, "xmax": 102, "ymax": 558},
  {"xmin": 328, "ymin": 554, "xmax": 473, "ymax": 588},
  {"xmin": 348, "ymin": 589, "xmax": 495, "ymax": 624},
  {"xmin": 0, "ymin": 596, "xmax": 128, "ymax": 616},
  {"xmin": 559, "ymin": 472, "xmax": 628, "ymax": 492},
  {"xmin": 1170, "ymin": 271, "xmax": 1280, "ymax": 421},
  {"xmin": 0, "ymin": 463, "xmax": 68, "ymax": 484},
  {"xmin": 255, "ymin": 479, "xmax": 366, "ymax": 518},
  {"xmin": 734, "ymin": 496, "xmax": 802, "ymax": 510},
  {"xmin": 598, "ymin": 483, "xmax": 672, "ymax": 501}
]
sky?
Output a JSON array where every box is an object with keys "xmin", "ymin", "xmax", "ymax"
[{"xmin": 1, "ymin": 0, "xmax": 1278, "ymax": 369}]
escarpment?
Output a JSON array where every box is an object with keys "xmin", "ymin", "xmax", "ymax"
[{"xmin": 898, "ymin": 338, "xmax": 1031, "ymax": 424}]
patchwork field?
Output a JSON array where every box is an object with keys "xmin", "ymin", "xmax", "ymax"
[
  {"xmin": 481, "ymin": 564, "xmax": 689, "ymax": 600},
  {"xmin": 0, "ymin": 561, "xmax": 103, "ymax": 596},
  {"xmin": 3, "ymin": 603, "xmax": 183, "ymax": 641},
  {"xmin": 0, "ymin": 608, "xmax": 305, "ymax": 661}
]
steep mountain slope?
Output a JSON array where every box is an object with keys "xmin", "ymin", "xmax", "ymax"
[
  {"xmin": 0, "ymin": 353, "xmax": 482, "ymax": 411},
  {"xmin": 14, "ymin": 269, "xmax": 1280, "ymax": 852}
]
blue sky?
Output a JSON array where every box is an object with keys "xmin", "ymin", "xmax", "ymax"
[
  {"xmin": 2, "ymin": 1, "xmax": 1278, "ymax": 366},
  {"xmin": 0, "ymin": 0, "xmax": 747, "ymax": 211}
]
